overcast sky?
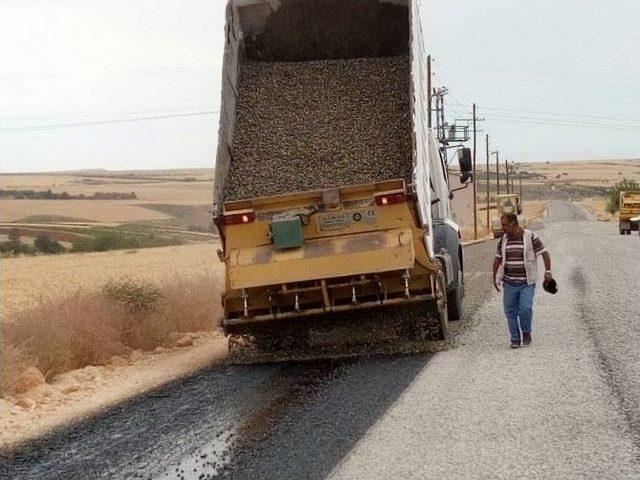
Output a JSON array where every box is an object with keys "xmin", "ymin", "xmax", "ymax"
[{"xmin": 0, "ymin": 0, "xmax": 639, "ymax": 173}]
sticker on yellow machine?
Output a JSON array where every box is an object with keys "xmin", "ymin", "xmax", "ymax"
[{"xmin": 316, "ymin": 208, "xmax": 377, "ymax": 232}]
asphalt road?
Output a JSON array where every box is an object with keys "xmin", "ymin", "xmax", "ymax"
[{"xmin": 2, "ymin": 201, "xmax": 639, "ymax": 479}]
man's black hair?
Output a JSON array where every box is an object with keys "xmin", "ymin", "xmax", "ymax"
[{"xmin": 501, "ymin": 212, "xmax": 518, "ymax": 225}]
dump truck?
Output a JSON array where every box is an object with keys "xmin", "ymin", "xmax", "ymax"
[
  {"xmin": 491, "ymin": 194, "xmax": 524, "ymax": 238},
  {"xmin": 618, "ymin": 191, "xmax": 640, "ymax": 235},
  {"xmin": 212, "ymin": 0, "xmax": 472, "ymax": 360}
]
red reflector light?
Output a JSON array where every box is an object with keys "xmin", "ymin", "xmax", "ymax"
[
  {"xmin": 375, "ymin": 192, "xmax": 406, "ymax": 206},
  {"xmin": 222, "ymin": 210, "xmax": 256, "ymax": 225}
]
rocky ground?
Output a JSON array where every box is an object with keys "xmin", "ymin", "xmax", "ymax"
[
  {"xmin": 2, "ymin": 202, "xmax": 639, "ymax": 479},
  {"xmin": 1, "ymin": 331, "xmax": 227, "ymax": 450}
]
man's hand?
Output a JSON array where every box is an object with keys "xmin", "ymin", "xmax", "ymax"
[
  {"xmin": 544, "ymin": 270, "xmax": 553, "ymax": 281},
  {"xmin": 492, "ymin": 257, "xmax": 502, "ymax": 292}
]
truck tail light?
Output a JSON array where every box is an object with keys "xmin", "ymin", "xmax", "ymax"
[
  {"xmin": 375, "ymin": 192, "xmax": 406, "ymax": 206},
  {"xmin": 222, "ymin": 210, "xmax": 256, "ymax": 225}
]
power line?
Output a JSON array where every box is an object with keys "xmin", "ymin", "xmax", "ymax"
[
  {"xmin": 434, "ymin": 63, "xmax": 640, "ymax": 90},
  {"xmin": 439, "ymin": 70, "xmax": 640, "ymax": 91},
  {"xmin": 0, "ymin": 110, "xmax": 219, "ymax": 134},
  {"xmin": 484, "ymin": 115, "xmax": 640, "ymax": 131},
  {"xmin": 0, "ymin": 66, "xmax": 220, "ymax": 80},
  {"xmin": 479, "ymin": 105, "xmax": 640, "ymax": 124},
  {"xmin": 484, "ymin": 111, "xmax": 640, "ymax": 128},
  {"xmin": 431, "ymin": 60, "xmax": 476, "ymax": 107},
  {"xmin": 0, "ymin": 105, "xmax": 220, "ymax": 123}
]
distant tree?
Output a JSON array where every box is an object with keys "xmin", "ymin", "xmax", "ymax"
[
  {"xmin": 5, "ymin": 229, "xmax": 34, "ymax": 255},
  {"xmin": 8, "ymin": 228, "xmax": 20, "ymax": 244},
  {"xmin": 606, "ymin": 178, "xmax": 640, "ymax": 214},
  {"xmin": 34, "ymin": 234, "xmax": 64, "ymax": 254},
  {"xmin": 7, "ymin": 228, "xmax": 22, "ymax": 253}
]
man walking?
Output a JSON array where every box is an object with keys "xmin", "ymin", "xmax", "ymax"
[{"xmin": 492, "ymin": 213, "xmax": 553, "ymax": 348}]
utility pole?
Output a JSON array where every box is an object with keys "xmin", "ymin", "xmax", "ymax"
[
  {"xmin": 434, "ymin": 87, "xmax": 448, "ymax": 142},
  {"xmin": 519, "ymin": 170, "xmax": 523, "ymax": 202},
  {"xmin": 485, "ymin": 134, "xmax": 490, "ymax": 229},
  {"xmin": 505, "ymin": 158, "xmax": 510, "ymax": 194},
  {"xmin": 494, "ymin": 151, "xmax": 500, "ymax": 196},
  {"xmin": 427, "ymin": 55, "xmax": 432, "ymax": 129},
  {"xmin": 472, "ymin": 103, "xmax": 478, "ymax": 239}
]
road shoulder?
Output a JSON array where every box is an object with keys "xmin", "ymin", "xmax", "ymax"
[{"xmin": 2, "ymin": 332, "xmax": 228, "ymax": 451}]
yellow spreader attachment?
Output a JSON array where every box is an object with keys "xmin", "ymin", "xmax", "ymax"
[{"xmin": 228, "ymin": 228, "xmax": 414, "ymax": 290}]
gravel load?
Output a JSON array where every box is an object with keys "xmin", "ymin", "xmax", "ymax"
[{"xmin": 224, "ymin": 56, "xmax": 412, "ymax": 201}]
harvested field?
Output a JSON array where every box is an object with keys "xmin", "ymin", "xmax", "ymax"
[
  {"xmin": 0, "ymin": 200, "xmax": 171, "ymax": 224},
  {"xmin": 1, "ymin": 171, "xmax": 214, "ymax": 205},
  {"xmin": 140, "ymin": 204, "xmax": 213, "ymax": 231},
  {"xmin": 1, "ymin": 243, "xmax": 221, "ymax": 316},
  {"xmin": 224, "ymin": 56, "xmax": 412, "ymax": 201},
  {"xmin": 0, "ymin": 226, "xmax": 89, "ymax": 243},
  {"xmin": 518, "ymin": 159, "xmax": 640, "ymax": 186}
]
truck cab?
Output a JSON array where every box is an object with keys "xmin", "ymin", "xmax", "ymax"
[{"xmin": 619, "ymin": 191, "xmax": 640, "ymax": 235}]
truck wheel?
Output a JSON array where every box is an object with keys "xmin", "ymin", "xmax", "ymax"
[
  {"xmin": 447, "ymin": 269, "xmax": 463, "ymax": 321},
  {"xmin": 435, "ymin": 270, "xmax": 449, "ymax": 340}
]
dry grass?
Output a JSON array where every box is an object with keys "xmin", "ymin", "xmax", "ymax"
[
  {"xmin": 1, "ymin": 274, "xmax": 221, "ymax": 395},
  {"xmin": 0, "ymin": 200, "xmax": 172, "ymax": 223},
  {"xmin": 1, "ymin": 243, "xmax": 221, "ymax": 316},
  {"xmin": 574, "ymin": 197, "xmax": 616, "ymax": 222}
]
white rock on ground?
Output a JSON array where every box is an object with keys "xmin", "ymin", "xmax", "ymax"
[
  {"xmin": 13, "ymin": 367, "xmax": 45, "ymax": 394},
  {"xmin": 108, "ymin": 356, "xmax": 129, "ymax": 367},
  {"xmin": 176, "ymin": 336, "xmax": 194, "ymax": 348},
  {"xmin": 129, "ymin": 350, "xmax": 143, "ymax": 363}
]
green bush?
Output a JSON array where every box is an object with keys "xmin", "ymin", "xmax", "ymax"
[
  {"xmin": 0, "ymin": 241, "xmax": 12, "ymax": 254},
  {"xmin": 72, "ymin": 230, "xmax": 182, "ymax": 253},
  {"xmin": 34, "ymin": 234, "xmax": 64, "ymax": 254},
  {"xmin": 4, "ymin": 229, "xmax": 34, "ymax": 255},
  {"xmin": 102, "ymin": 279, "xmax": 161, "ymax": 314},
  {"xmin": 606, "ymin": 178, "xmax": 640, "ymax": 214}
]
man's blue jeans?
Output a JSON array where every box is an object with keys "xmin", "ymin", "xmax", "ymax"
[{"xmin": 503, "ymin": 281, "xmax": 536, "ymax": 342}]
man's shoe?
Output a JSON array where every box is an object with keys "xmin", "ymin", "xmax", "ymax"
[
  {"xmin": 522, "ymin": 332, "xmax": 532, "ymax": 346},
  {"xmin": 510, "ymin": 340, "xmax": 520, "ymax": 349}
]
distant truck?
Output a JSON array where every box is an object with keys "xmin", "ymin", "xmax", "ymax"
[
  {"xmin": 491, "ymin": 194, "xmax": 524, "ymax": 238},
  {"xmin": 618, "ymin": 191, "xmax": 640, "ymax": 235},
  {"xmin": 212, "ymin": 0, "xmax": 472, "ymax": 358}
]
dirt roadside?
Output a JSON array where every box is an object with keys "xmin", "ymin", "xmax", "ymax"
[{"xmin": 1, "ymin": 331, "xmax": 228, "ymax": 451}]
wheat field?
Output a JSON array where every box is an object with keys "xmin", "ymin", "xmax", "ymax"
[
  {"xmin": 1, "ymin": 171, "xmax": 214, "ymax": 204},
  {"xmin": 519, "ymin": 159, "xmax": 640, "ymax": 185},
  {"xmin": 1, "ymin": 243, "xmax": 223, "ymax": 316},
  {"xmin": 0, "ymin": 199, "xmax": 173, "ymax": 223}
]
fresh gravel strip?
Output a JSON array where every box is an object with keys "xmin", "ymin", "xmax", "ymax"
[{"xmin": 224, "ymin": 56, "xmax": 412, "ymax": 201}]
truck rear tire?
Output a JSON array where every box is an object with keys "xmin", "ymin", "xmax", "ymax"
[
  {"xmin": 435, "ymin": 270, "xmax": 450, "ymax": 340},
  {"xmin": 447, "ymin": 269, "xmax": 463, "ymax": 321}
]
